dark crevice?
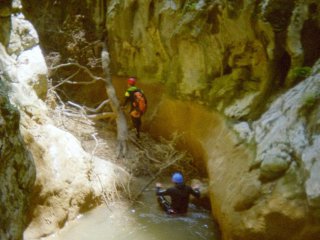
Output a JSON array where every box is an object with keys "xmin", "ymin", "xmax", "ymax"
[
  {"xmin": 301, "ymin": 19, "xmax": 320, "ymax": 67},
  {"xmin": 262, "ymin": 0, "xmax": 295, "ymax": 32},
  {"xmin": 277, "ymin": 50, "xmax": 291, "ymax": 87},
  {"xmin": 206, "ymin": 4, "xmax": 221, "ymax": 34},
  {"xmin": 148, "ymin": 1, "xmax": 154, "ymax": 22}
]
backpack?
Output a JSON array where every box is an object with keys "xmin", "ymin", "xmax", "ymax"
[{"xmin": 130, "ymin": 89, "xmax": 147, "ymax": 118}]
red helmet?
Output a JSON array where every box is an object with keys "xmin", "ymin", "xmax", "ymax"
[{"xmin": 127, "ymin": 77, "xmax": 136, "ymax": 85}]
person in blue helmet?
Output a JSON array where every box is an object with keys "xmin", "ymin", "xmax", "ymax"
[{"xmin": 155, "ymin": 172, "xmax": 200, "ymax": 214}]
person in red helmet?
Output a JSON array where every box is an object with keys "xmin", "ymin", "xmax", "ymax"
[
  {"xmin": 122, "ymin": 77, "xmax": 147, "ymax": 138},
  {"xmin": 127, "ymin": 77, "xmax": 136, "ymax": 86},
  {"xmin": 155, "ymin": 172, "xmax": 200, "ymax": 214}
]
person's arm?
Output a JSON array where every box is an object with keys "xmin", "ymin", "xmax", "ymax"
[
  {"xmin": 122, "ymin": 90, "xmax": 130, "ymax": 107},
  {"xmin": 155, "ymin": 182, "xmax": 169, "ymax": 196},
  {"xmin": 190, "ymin": 186, "xmax": 201, "ymax": 198}
]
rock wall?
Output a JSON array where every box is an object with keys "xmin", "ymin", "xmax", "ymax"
[
  {"xmin": 0, "ymin": 75, "xmax": 36, "ymax": 240},
  {"xmin": 147, "ymin": 65, "xmax": 320, "ymax": 239},
  {"xmin": 105, "ymin": 0, "xmax": 320, "ymax": 119},
  {"xmin": 1, "ymin": 1, "xmax": 130, "ymax": 239},
  {"xmin": 0, "ymin": 1, "xmax": 36, "ymax": 239},
  {"xmin": 105, "ymin": 1, "xmax": 320, "ymax": 239}
]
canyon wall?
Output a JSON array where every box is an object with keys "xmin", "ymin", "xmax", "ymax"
[
  {"xmin": 106, "ymin": 1, "xmax": 320, "ymax": 239},
  {"xmin": 0, "ymin": 64, "xmax": 36, "ymax": 240},
  {"xmin": 104, "ymin": 1, "xmax": 320, "ymax": 239},
  {"xmin": 1, "ymin": 1, "xmax": 129, "ymax": 239},
  {"xmin": 0, "ymin": 1, "xmax": 36, "ymax": 239}
]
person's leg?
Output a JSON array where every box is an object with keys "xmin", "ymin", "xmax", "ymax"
[
  {"xmin": 136, "ymin": 117, "xmax": 141, "ymax": 138},
  {"xmin": 131, "ymin": 116, "xmax": 141, "ymax": 138},
  {"xmin": 157, "ymin": 196, "xmax": 175, "ymax": 214}
]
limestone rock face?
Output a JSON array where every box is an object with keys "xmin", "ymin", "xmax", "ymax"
[
  {"xmin": 20, "ymin": 0, "xmax": 320, "ymax": 119},
  {"xmin": 17, "ymin": 1, "xmax": 320, "ymax": 114},
  {"xmin": 104, "ymin": 2, "xmax": 320, "ymax": 238},
  {"xmin": 0, "ymin": 9, "xmax": 37, "ymax": 237},
  {"xmin": 23, "ymin": 123, "xmax": 129, "ymax": 239},
  {"xmin": 0, "ymin": 3, "xmax": 130, "ymax": 239},
  {"xmin": 226, "ymin": 60, "xmax": 320, "ymax": 240},
  {"xmin": 104, "ymin": 1, "xmax": 320, "ymax": 239},
  {"xmin": 105, "ymin": 0, "xmax": 320, "ymax": 119}
]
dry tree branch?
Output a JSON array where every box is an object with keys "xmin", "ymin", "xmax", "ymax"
[
  {"xmin": 49, "ymin": 43, "xmax": 128, "ymax": 160},
  {"xmin": 48, "ymin": 61, "xmax": 117, "ymax": 122},
  {"xmin": 82, "ymin": 99, "xmax": 111, "ymax": 113},
  {"xmin": 86, "ymin": 112, "xmax": 116, "ymax": 120},
  {"xmin": 50, "ymin": 62, "xmax": 105, "ymax": 82},
  {"xmin": 66, "ymin": 101, "xmax": 86, "ymax": 114},
  {"xmin": 50, "ymin": 46, "xmax": 129, "ymax": 159},
  {"xmin": 66, "ymin": 101, "xmax": 116, "ymax": 120},
  {"xmin": 88, "ymin": 133, "xmax": 113, "ymax": 211},
  {"xmin": 49, "ymin": 69, "xmax": 81, "ymax": 90},
  {"xmin": 124, "ymin": 133, "xmax": 189, "ymax": 203},
  {"xmin": 128, "ymin": 136, "xmax": 161, "ymax": 163},
  {"xmin": 130, "ymin": 151, "xmax": 185, "ymax": 203}
]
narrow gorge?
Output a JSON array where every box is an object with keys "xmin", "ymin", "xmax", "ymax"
[{"xmin": 1, "ymin": 0, "xmax": 320, "ymax": 240}]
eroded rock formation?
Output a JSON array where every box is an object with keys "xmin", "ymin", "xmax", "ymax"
[
  {"xmin": 0, "ymin": 2, "xmax": 36, "ymax": 239},
  {"xmin": 105, "ymin": 1, "xmax": 320, "ymax": 239},
  {"xmin": 1, "ymin": 1, "xmax": 129, "ymax": 239}
]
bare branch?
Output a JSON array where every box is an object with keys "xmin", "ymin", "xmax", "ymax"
[
  {"xmin": 50, "ymin": 62, "xmax": 105, "ymax": 82},
  {"xmin": 130, "ymin": 152, "xmax": 183, "ymax": 203},
  {"xmin": 61, "ymin": 110, "xmax": 115, "ymax": 120},
  {"xmin": 83, "ymin": 99, "xmax": 111, "ymax": 113},
  {"xmin": 86, "ymin": 112, "xmax": 116, "ymax": 120},
  {"xmin": 129, "ymin": 136, "xmax": 161, "ymax": 163},
  {"xmin": 66, "ymin": 100, "xmax": 115, "ymax": 120},
  {"xmin": 67, "ymin": 101, "xmax": 85, "ymax": 110},
  {"xmin": 50, "ymin": 69, "xmax": 81, "ymax": 90}
]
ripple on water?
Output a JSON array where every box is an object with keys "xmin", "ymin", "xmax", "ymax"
[{"xmin": 44, "ymin": 193, "xmax": 220, "ymax": 240}]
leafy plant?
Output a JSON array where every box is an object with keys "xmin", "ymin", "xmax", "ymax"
[
  {"xmin": 185, "ymin": 2, "xmax": 198, "ymax": 11},
  {"xmin": 302, "ymin": 93, "xmax": 318, "ymax": 108},
  {"xmin": 290, "ymin": 66, "xmax": 312, "ymax": 79},
  {"xmin": 298, "ymin": 92, "xmax": 319, "ymax": 117}
]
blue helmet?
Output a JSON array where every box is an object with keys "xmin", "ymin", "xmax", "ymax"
[{"xmin": 172, "ymin": 172, "xmax": 184, "ymax": 184}]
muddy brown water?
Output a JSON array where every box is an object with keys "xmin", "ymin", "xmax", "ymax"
[{"xmin": 44, "ymin": 185, "xmax": 220, "ymax": 240}]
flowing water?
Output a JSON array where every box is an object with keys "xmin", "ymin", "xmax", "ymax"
[{"xmin": 45, "ymin": 186, "xmax": 220, "ymax": 240}]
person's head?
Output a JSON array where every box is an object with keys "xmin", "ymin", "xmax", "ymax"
[
  {"xmin": 127, "ymin": 77, "xmax": 136, "ymax": 86},
  {"xmin": 171, "ymin": 172, "xmax": 184, "ymax": 184}
]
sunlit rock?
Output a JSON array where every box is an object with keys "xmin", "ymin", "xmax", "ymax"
[
  {"xmin": 259, "ymin": 146, "xmax": 292, "ymax": 181},
  {"xmin": 303, "ymin": 134, "xmax": 320, "ymax": 209},
  {"xmin": 8, "ymin": 13, "xmax": 38, "ymax": 57},
  {"xmin": 23, "ymin": 124, "xmax": 129, "ymax": 239},
  {"xmin": 233, "ymin": 121, "xmax": 254, "ymax": 143},
  {"xmin": 6, "ymin": 12, "xmax": 47, "ymax": 99},
  {"xmin": 0, "ymin": 4, "xmax": 130, "ymax": 239},
  {"xmin": 16, "ymin": 45, "xmax": 48, "ymax": 99}
]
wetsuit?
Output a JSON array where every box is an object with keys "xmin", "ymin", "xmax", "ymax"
[
  {"xmin": 156, "ymin": 184, "xmax": 200, "ymax": 214},
  {"xmin": 123, "ymin": 86, "xmax": 146, "ymax": 138}
]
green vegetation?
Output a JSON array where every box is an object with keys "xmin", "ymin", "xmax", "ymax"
[
  {"xmin": 299, "ymin": 92, "xmax": 319, "ymax": 117},
  {"xmin": 302, "ymin": 93, "xmax": 318, "ymax": 108},
  {"xmin": 185, "ymin": 2, "xmax": 198, "ymax": 11},
  {"xmin": 290, "ymin": 66, "xmax": 312, "ymax": 79}
]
